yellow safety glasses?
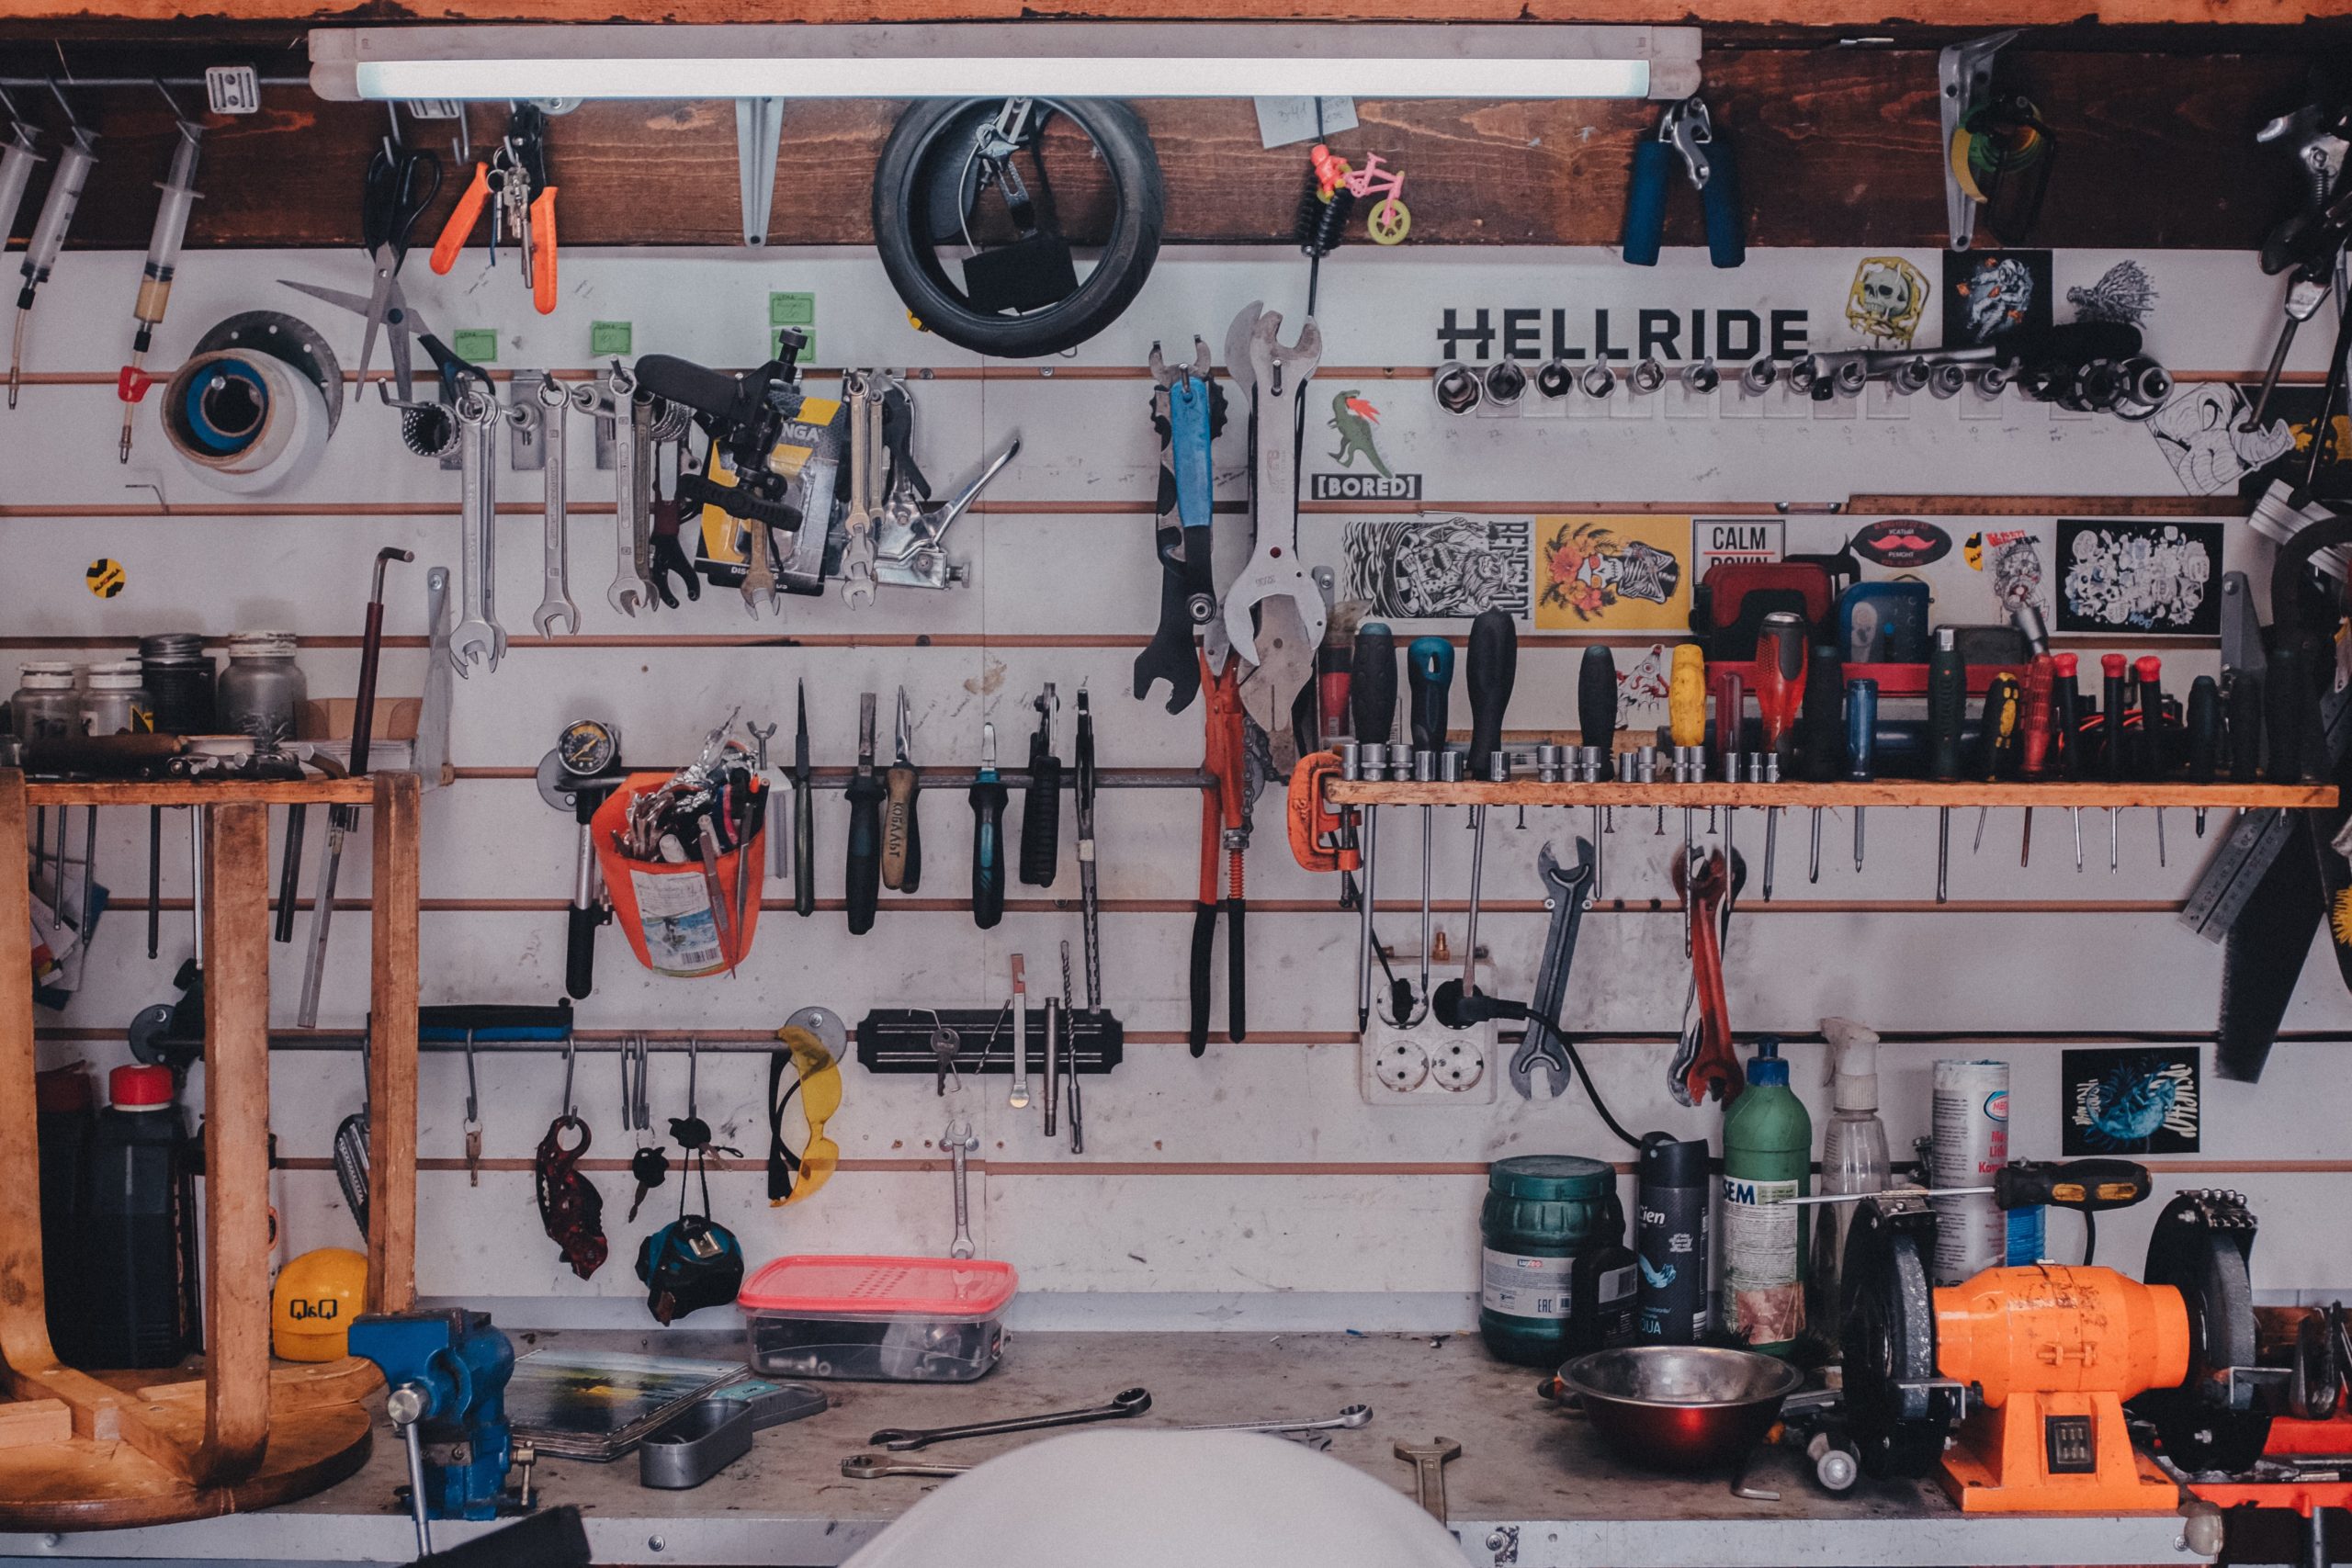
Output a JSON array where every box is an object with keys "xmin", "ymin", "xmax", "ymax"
[{"xmin": 768, "ymin": 1025, "xmax": 841, "ymax": 1206}]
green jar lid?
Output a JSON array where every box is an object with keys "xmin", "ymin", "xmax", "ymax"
[{"xmin": 1488, "ymin": 1154, "xmax": 1613, "ymax": 1201}]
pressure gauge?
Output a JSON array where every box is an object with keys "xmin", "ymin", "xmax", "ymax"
[{"xmin": 558, "ymin": 717, "xmax": 620, "ymax": 778}]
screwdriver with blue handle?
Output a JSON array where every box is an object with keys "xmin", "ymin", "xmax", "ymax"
[
  {"xmin": 1351, "ymin": 624, "xmax": 1397, "ymax": 1032},
  {"xmin": 969, "ymin": 721, "xmax": 1007, "ymax": 930},
  {"xmin": 1408, "ymin": 636, "xmax": 1454, "ymax": 1013}
]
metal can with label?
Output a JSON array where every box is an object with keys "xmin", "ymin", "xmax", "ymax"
[
  {"xmin": 1930, "ymin": 1058, "xmax": 2010, "ymax": 1285},
  {"xmin": 1479, "ymin": 1155, "xmax": 1616, "ymax": 1368}
]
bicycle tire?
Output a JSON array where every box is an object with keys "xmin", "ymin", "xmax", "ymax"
[{"xmin": 873, "ymin": 96, "xmax": 1165, "ymax": 359}]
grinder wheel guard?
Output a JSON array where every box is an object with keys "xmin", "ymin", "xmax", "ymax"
[
  {"xmin": 873, "ymin": 97, "xmax": 1165, "ymax": 358},
  {"xmin": 2130, "ymin": 1191, "xmax": 2270, "ymax": 1474},
  {"xmin": 1838, "ymin": 1200, "xmax": 1956, "ymax": 1481}
]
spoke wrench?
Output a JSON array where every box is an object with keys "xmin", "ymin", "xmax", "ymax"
[
  {"xmin": 867, "ymin": 1387, "xmax": 1150, "ymax": 1452},
  {"xmin": 1507, "ymin": 839, "xmax": 1595, "ymax": 1100}
]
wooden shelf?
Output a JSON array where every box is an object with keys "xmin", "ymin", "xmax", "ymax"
[
  {"xmin": 22, "ymin": 777, "xmax": 378, "ymax": 807},
  {"xmin": 1326, "ymin": 781, "xmax": 2339, "ymax": 810}
]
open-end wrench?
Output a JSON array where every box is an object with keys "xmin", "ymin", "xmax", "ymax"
[
  {"xmin": 449, "ymin": 392, "xmax": 504, "ymax": 676},
  {"xmin": 1179, "ymin": 1404, "xmax": 1372, "ymax": 1435},
  {"xmin": 841, "ymin": 1455, "xmax": 969, "ymax": 1480},
  {"xmin": 1509, "ymin": 839, "xmax": 1595, "ymax": 1100},
  {"xmin": 869, "ymin": 1388, "xmax": 1150, "ymax": 1452},
  {"xmin": 583, "ymin": 375, "xmax": 648, "ymax": 616},
  {"xmin": 1225, "ymin": 309, "xmax": 1326, "ymax": 762},
  {"xmin": 1394, "ymin": 1438, "xmax": 1461, "ymax": 1524},
  {"xmin": 1670, "ymin": 847, "xmax": 1742, "ymax": 1105},
  {"xmin": 839, "ymin": 373, "xmax": 881, "ymax": 609},
  {"xmin": 531, "ymin": 376, "xmax": 578, "ymax": 637}
]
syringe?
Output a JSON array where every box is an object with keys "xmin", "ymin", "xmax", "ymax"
[
  {"xmin": 0, "ymin": 92, "xmax": 42, "ymax": 262},
  {"xmin": 120, "ymin": 95, "xmax": 205, "ymax": 461},
  {"xmin": 10, "ymin": 84, "xmax": 97, "ymax": 412}
]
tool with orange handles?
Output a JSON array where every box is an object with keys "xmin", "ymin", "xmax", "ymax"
[
  {"xmin": 1668, "ymin": 847, "xmax": 1741, "ymax": 1106},
  {"xmin": 1841, "ymin": 1187, "xmax": 2272, "ymax": 1512},
  {"xmin": 430, "ymin": 105, "xmax": 558, "ymax": 315},
  {"xmin": 1193, "ymin": 653, "xmax": 1254, "ymax": 1056}
]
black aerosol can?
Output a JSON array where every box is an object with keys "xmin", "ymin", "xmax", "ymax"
[{"xmin": 1635, "ymin": 1134, "xmax": 1711, "ymax": 1344}]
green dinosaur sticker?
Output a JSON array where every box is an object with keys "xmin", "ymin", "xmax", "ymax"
[
  {"xmin": 1327, "ymin": 389, "xmax": 1392, "ymax": 477},
  {"xmin": 769, "ymin": 291, "xmax": 816, "ymax": 328},
  {"xmin": 451, "ymin": 329, "xmax": 498, "ymax": 364},
  {"xmin": 590, "ymin": 321, "xmax": 633, "ymax": 355}
]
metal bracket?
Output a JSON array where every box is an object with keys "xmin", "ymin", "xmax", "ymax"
[
  {"xmin": 1939, "ymin": 28, "xmax": 2021, "ymax": 250},
  {"xmin": 735, "ymin": 97, "xmax": 785, "ymax": 246}
]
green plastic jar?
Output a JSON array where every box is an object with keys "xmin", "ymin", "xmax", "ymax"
[{"xmin": 1479, "ymin": 1154, "xmax": 1617, "ymax": 1367}]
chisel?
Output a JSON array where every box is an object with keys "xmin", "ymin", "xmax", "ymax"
[
  {"xmin": 969, "ymin": 721, "xmax": 1007, "ymax": 931},
  {"xmin": 1577, "ymin": 646, "xmax": 1617, "ymax": 900},
  {"xmin": 1407, "ymin": 637, "xmax": 1454, "ymax": 1009},
  {"xmin": 844, "ymin": 693, "xmax": 884, "ymax": 934},
  {"xmin": 1926, "ymin": 627, "xmax": 1965, "ymax": 904},
  {"xmin": 1351, "ymin": 624, "xmax": 1397, "ymax": 1032},
  {"xmin": 1796, "ymin": 640, "xmax": 1845, "ymax": 884}
]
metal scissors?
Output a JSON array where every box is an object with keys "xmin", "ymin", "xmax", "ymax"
[
  {"xmin": 278, "ymin": 269, "xmax": 489, "ymax": 411},
  {"xmin": 348, "ymin": 133, "xmax": 441, "ymax": 404}
]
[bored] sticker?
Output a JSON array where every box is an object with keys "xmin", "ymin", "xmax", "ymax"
[
  {"xmin": 1342, "ymin": 517, "xmax": 1531, "ymax": 619},
  {"xmin": 2055, "ymin": 519, "xmax": 2221, "ymax": 637}
]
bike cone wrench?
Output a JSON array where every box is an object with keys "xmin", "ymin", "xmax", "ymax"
[{"xmin": 1225, "ymin": 309, "xmax": 1326, "ymax": 759}]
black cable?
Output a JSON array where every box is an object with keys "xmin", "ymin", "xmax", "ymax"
[{"xmin": 1560, "ymin": 1034, "xmax": 1646, "ymax": 1152}]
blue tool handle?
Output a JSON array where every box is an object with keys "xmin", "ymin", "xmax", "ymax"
[
  {"xmin": 1621, "ymin": 139, "xmax": 1673, "ymax": 266},
  {"xmin": 1169, "ymin": 378, "xmax": 1215, "ymax": 534},
  {"xmin": 1699, "ymin": 132, "xmax": 1746, "ymax": 268},
  {"xmin": 1845, "ymin": 679, "xmax": 1880, "ymax": 783},
  {"xmin": 1408, "ymin": 637, "xmax": 1456, "ymax": 754}
]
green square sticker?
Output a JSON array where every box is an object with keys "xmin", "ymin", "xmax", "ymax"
[
  {"xmin": 769, "ymin": 291, "xmax": 816, "ymax": 328},
  {"xmin": 775, "ymin": 329, "xmax": 814, "ymax": 365},
  {"xmin": 450, "ymin": 329, "xmax": 498, "ymax": 364},
  {"xmin": 589, "ymin": 321, "xmax": 633, "ymax": 355}
]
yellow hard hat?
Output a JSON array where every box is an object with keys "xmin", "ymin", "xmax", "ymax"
[{"xmin": 273, "ymin": 1247, "xmax": 368, "ymax": 1361}]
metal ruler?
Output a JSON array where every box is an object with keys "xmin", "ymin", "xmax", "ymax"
[{"xmin": 2179, "ymin": 681, "xmax": 2352, "ymax": 941}]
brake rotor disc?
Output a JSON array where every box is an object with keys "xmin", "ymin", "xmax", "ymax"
[
  {"xmin": 2132, "ymin": 1191, "xmax": 2271, "ymax": 1474},
  {"xmin": 1840, "ymin": 1200, "xmax": 1952, "ymax": 1480}
]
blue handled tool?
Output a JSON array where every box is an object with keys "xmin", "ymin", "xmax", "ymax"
[{"xmin": 1622, "ymin": 96, "xmax": 1745, "ymax": 269}]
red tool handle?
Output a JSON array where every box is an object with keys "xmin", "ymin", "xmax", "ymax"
[
  {"xmin": 2019, "ymin": 653, "xmax": 2055, "ymax": 780},
  {"xmin": 1683, "ymin": 854, "xmax": 1738, "ymax": 1103},
  {"xmin": 529, "ymin": 185, "xmax": 559, "ymax": 315},
  {"xmin": 1752, "ymin": 612, "xmax": 1807, "ymax": 760},
  {"xmin": 430, "ymin": 163, "xmax": 493, "ymax": 276}
]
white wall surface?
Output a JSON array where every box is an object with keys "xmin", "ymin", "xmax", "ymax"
[{"xmin": 6, "ymin": 243, "xmax": 2346, "ymax": 1333}]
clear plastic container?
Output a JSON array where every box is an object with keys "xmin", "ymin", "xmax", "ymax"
[
  {"xmin": 738, "ymin": 1255, "xmax": 1016, "ymax": 1382},
  {"xmin": 10, "ymin": 662, "xmax": 81, "ymax": 742}
]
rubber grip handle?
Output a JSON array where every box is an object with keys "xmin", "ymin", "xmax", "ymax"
[
  {"xmin": 2186, "ymin": 675, "xmax": 2221, "ymax": 784},
  {"xmin": 969, "ymin": 777, "xmax": 1007, "ymax": 929},
  {"xmin": 2135, "ymin": 657, "xmax": 2166, "ymax": 778},
  {"xmin": 1754, "ymin": 612, "xmax": 1806, "ymax": 758},
  {"xmin": 1668, "ymin": 645, "xmax": 1707, "ymax": 749},
  {"xmin": 529, "ymin": 185, "xmax": 558, "ymax": 315},
  {"xmin": 2020, "ymin": 654, "xmax": 2055, "ymax": 780},
  {"xmin": 565, "ymin": 901, "xmax": 599, "ymax": 999},
  {"xmin": 2267, "ymin": 643, "xmax": 2308, "ymax": 782},
  {"xmin": 1699, "ymin": 135, "xmax": 1747, "ymax": 268},
  {"xmin": 1189, "ymin": 903, "xmax": 1215, "ymax": 1055},
  {"xmin": 635, "ymin": 353, "xmax": 752, "ymax": 423},
  {"xmin": 2100, "ymin": 655, "xmax": 2130, "ymax": 782},
  {"xmin": 275, "ymin": 803, "xmax": 305, "ymax": 943},
  {"xmin": 1577, "ymin": 645, "xmax": 1618, "ymax": 754},
  {"xmin": 1020, "ymin": 743, "xmax": 1061, "ymax": 886},
  {"xmin": 1992, "ymin": 1157, "xmax": 2151, "ymax": 1213},
  {"xmin": 350, "ymin": 601, "xmax": 388, "ymax": 778},
  {"xmin": 1465, "ymin": 609, "xmax": 1518, "ymax": 777},
  {"xmin": 1408, "ymin": 636, "xmax": 1454, "ymax": 754},
  {"xmin": 1798, "ymin": 645, "xmax": 1845, "ymax": 783},
  {"xmin": 1927, "ymin": 639, "xmax": 1967, "ymax": 781},
  {"xmin": 2052, "ymin": 654, "xmax": 2083, "ymax": 781},
  {"xmin": 1978, "ymin": 673, "xmax": 2022, "ymax": 781},
  {"xmin": 429, "ymin": 163, "xmax": 492, "ymax": 276},
  {"xmin": 2225, "ymin": 670, "xmax": 2264, "ymax": 784},
  {"xmin": 1227, "ymin": 898, "xmax": 1247, "ymax": 1043},
  {"xmin": 793, "ymin": 780, "xmax": 816, "ymax": 916},
  {"xmin": 1621, "ymin": 138, "xmax": 1672, "ymax": 266},
  {"xmin": 844, "ymin": 772, "xmax": 885, "ymax": 935},
  {"xmin": 883, "ymin": 765, "xmax": 921, "ymax": 893},
  {"xmin": 1844, "ymin": 679, "xmax": 1879, "ymax": 782},
  {"xmin": 1351, "ymin": 623, "xmax": 1397, "ymax": 746}
]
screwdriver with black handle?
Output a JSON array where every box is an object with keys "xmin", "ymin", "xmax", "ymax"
[
  {"xmin": 2018, "ymin": 653, "xmax": 2054, "ymax": 867},
  {"xmin": 2052, "ymin": 652, "xmax": 2086, "ymax": 872},
  {"xmin": 1796, "ymin": 642, "xmax": 1844, "ymax": 884},
  {"xmin": 1577, "ymin": 645, "xmax": 1616, "ymax": 902},
  {"xmin": 883, "ymin": 686, "xmax": 923, "ymax": 894},
  {"xmin": 791, "ymin": 681, "xmax": 816, "ymax": 917},
  {"xmin": 1019, "ymin": 686, "xmax": 1061, "ymax": 887},
  {"xmin": 844, "ymin": 692, "xmax": 884, "ymax": 935},
  {"xmin": 2187, "ymin": 674, "xmax": 2221, "ymax": 838},
  {"xmin": 970, "ymin": 721, "xmax": 1007, "ymax": 930},
  {"xmin": 1408, "ymin": 636, "xmax": 1454, "ymax": 1010},
  {"xmin": 1437, "ymin": 610, "xmax": 1516, "ymax": 1027},
  {"xmin": 1926, "ymin": 626, "xmax": 1966, "ymax": 904},
  {"xmin": 1351, "ymin": 623, "xmax": 1397, "ymax": 1032}
]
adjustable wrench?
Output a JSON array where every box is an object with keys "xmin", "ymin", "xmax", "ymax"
[
  {"xmin": 531, "ymin": 376, "xmax": 579, "ymax": 637},
  {"xmin": 839, "ymin": 373, "xmax": 881, "ymax": 608},
  {"xmin": 1225, "ymin": 309, "xmax": 1326, "ymax": 765},
  {"xmin": 1508, "ymin": 840, "xmax": 1596, "ymax": 1100},
  {"xmin": 449, "ymin": 392, "xmax": 505, "ymax": 676}
]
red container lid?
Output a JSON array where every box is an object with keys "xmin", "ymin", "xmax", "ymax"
[
  {"xmin": 109, "ymin": 1064, "xmax": 175, "ymax": 1109},
  {"xmin": 739, "ymin": 1255, "xmax": 1018, "ymax": 1317}
]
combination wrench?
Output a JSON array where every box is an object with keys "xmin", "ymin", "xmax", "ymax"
[
  {"xmin": 588, "ymin": 369, "xmax": 649, "ymax": 616},
  {"xmin": 840, "ymin": 1455, "xmax": 969, "ymax": 1480},
  {"xmin": 867, "ymin": 1388, "xmax": 1151, "ymax": 1451},
  {"xmin": 530, "ymin": 375, "xmax": 579, "ymax": 637},
  {"xmin": 449, "ymin": 391, "xmax": 505, "ymax": 676},
  {"xmin": 839, "ymin": 374, "xmax": 881, "ymax": 609}
]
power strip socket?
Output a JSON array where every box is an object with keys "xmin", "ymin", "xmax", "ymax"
[{"xmin": 1362, "ymin": 955, "xmax": 1497, "ymax": 1106}]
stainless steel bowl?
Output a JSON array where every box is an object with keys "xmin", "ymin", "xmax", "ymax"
[{"xmin": 1557, "ymin": 1345, "xmax": 1805, "ymax": 1472}]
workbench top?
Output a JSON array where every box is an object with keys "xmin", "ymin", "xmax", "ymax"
[{"xmin": 0, "ymin": 1331, "xmax": 2214, "ymax": 1567}]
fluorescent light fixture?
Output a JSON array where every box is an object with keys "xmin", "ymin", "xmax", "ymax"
[{"xmin": 309, "ymin": 23, "xmax": 1699, "ymax": 104}]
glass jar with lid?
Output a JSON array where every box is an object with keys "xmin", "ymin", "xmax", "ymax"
[
  {"xmin": 81, "ymin": 660, "xmax": 154, "ymax": 736},
  {"xmin": 9, "ymin": 661, "xmax": 81, "ymax": 741},
  {"xmin": 138, "ymin": 632, "xmax": 216, "ymax": 736},
  {"xmin": 217, "ymin": 632, "xmax": 308, "ymax": 744}
]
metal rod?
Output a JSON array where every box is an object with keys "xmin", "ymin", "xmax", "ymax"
[{"xmin": 0, "ymin": 76, "xmax": 311, "ymax": 88}]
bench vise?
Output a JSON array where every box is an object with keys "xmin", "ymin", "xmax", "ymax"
[{"xmin": 347, "ymin": 1309, "xmax": 525, "ymax": 1555}]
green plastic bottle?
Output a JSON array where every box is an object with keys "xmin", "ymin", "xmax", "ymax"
[{"xmin": 1720, "ymin": 1036, "xmax": 1811, "ymax": 1357}]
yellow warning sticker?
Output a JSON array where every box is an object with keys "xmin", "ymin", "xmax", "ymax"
[{"xmin": 85, "ymin": 558, "xmax": 125, "ymax": 598}]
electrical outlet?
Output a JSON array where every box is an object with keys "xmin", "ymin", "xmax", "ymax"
[{"xmin": 1361, "ymin": 950, "xmax": 1498, "ymax": 1105}]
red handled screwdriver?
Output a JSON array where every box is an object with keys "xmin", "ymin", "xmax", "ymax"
[
  {"xmin": 2018, "ymin": 653, "xmax": 2054, "ymax": 867},
  {"xmin": 2137, "ymin": 654, "xmax": 2167, "ymax": 866},
  {"xmin": 2052, "ymin": 652, "xmax": 2086, "ymax": 872}
]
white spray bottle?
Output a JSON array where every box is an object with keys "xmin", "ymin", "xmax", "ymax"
[{"xmin": 1809, "ymin": 1017, "xmax": 1891, "ymax": 1356}]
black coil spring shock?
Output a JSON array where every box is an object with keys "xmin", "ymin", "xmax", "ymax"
[{"xmin": 1297, "ymin": 179, "xmax": 1355, "ymax": 257}]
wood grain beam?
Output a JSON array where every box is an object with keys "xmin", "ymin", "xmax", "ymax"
[{"xmin": 0, "ymin": 48, "xmax": 2312, "ymax": 251}]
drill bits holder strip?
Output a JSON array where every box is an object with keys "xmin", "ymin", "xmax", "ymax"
[{"xmin": 857, "ymin": 1009, "xmax": 1125, "ymax": 1077}]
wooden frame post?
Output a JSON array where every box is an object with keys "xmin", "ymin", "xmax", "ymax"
[{"xmin": 368, "ymin": 770, "xmax": 421, "ymax": 1314}]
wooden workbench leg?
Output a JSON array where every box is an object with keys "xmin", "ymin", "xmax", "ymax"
[
  {"xmin": 0, "ymin": 769, "xmax": 56, "ymax": 1379},
  {"xmin": 368, "ymin": 772, "xmax": 420, "ymax": 1314},
  {"xmin": 191, "ymin": 801, "xmax": 272, "ymax": 1488}
]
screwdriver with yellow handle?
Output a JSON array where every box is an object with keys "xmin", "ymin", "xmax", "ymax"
[
  {"xmin": 883, "ymin": 686, "xmax": 923, "ymax": 894},
  {"xmin": 1668, "ymin": 644, "xmax": 1707, "ymax": 872}
]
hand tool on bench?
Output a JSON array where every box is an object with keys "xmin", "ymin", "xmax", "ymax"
[
  {"xmin": 1577, "ymin": 646, "xmax": 1617, "ymax": 903},
  {"xmin": 789, "ymin": 680, "xmax": 814, "ymax": 912},
  {"xmin": 297, "ymin": 547, "xmax": 413, "ymax": 1027},
  {"xmin": 2100, "ymin": 652, "xmax": 2128, "ymax": 871},
  {"xmin": 846, "ymin": 693, "xmax": 884, "ymax": 935},
  {"xmin": 1020, "ymin": 684, "xmax": 1062, "ymax": 887},
  {"xmin": 1507, "ymin": 839, "xmax": 1595, "ymax": 1099},
  {"xmin": 117, "ymin": 86, "xmax": 203, "ymax": 464},
  {"xmin": 9, "ymin": 82, "xmax": 96, "ymax": 411},
  {"xmin": 1227, "ymin": 309, "xmax": 1326, "ymax": 768},
  {"xmin": 2052, "ymin": 652, "xmax": 2086, "ymax": 870},
  {"xmin": 1136, "ymin": 336, "xmax": 1220, "ymax": 713},
  {"xmin": 1434, "ymin": 611, "xmax": 1515, "ymax": 1028},
  {"xmin": 2016, "ymin": 653, "xmax": 2054, "ymax": 865},
  {"xmin": 1847, "ymin": 679, "xmax": 1877, "ymax": 872},
  {"xmin": 1752, "ymin": 611, "xmax": 1805, "ymax": 900},
  {"xmin": 884, "ymin": 687, "xmax": 923, "ymax": 895},
  {"xmin": 530, "ymin": 374, "xmax": 579, "ymax": 637},
  {"xmin": 1407, "ymin": 636, "xmax": 1454, "ymax": 1010},
  {"xmin": 1927, "ymin": 627, "xmax": 1966, "ymax": 903},
  {"xmin": 1075, "ymin": 689, "xmax": 1102, "ymax": 1008},
  {"xmin": 1971, "ymin": 672, "xmax": 2021, "ymax": 863},
  {"xmin": 971, "ymin": 720, "xmax": 1008, "ymax": 930},
  {"xmin": 1193, "ymin": 655, "xmax": 1253, "ymax": 1051},
  {"xmin": 1351, "ymin": 623, "xmax": 1396, "ymax": 1032},
  {"xmin": 1393, "ymin": 1438, "xmax": 1462, "ymax": 1524},
  {"xmin": 869, "ymin": 1388, "xmax": 1152, "ymax": 1451},
  {"xmin": 842, "ymin": 1455, "xmax": 970, "ymax": 1480},
  {"xmin": 2138, "ymin": 654, "xmax": 2168, "ymax": 866}
]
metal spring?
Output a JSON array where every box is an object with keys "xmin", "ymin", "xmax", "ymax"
[{"xmin": 1296, "ymin": 182, "xmax": 1356, "ymax": 257}]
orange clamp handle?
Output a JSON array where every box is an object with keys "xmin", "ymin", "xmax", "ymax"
[
  {"xmin": 430, "ymin": 163, "xmax": 493, "ymax": 276},
  {"xmin": 529, "ymin": 184, "xmax": 559, "ymax": 315}
]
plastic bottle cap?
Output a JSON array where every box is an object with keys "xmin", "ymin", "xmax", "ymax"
[
  {"xmin": 86, "ymin": 662, "xmax": 147, "ymax": 690},
  {"xmin": 1638, "ymin": 1134, "xmax": 1709, "ymax": 1187},
  {"xmin": 108, "ymin": 1064, "xmax": 175, "ymax": 1109},
  {"xmin": 1487, "ymin": 1154, "xmax": 1613, "ymax": 1201},
  {"xmin": 227, "ymin": 631, "xmax": 299, "ymax": 659},
  {"xmin": 17, "ymin": 662, "xmax": 76, "ymax": 689},
  {"xmin": 1822, "ymin": 1018, "xmax": 1882, "ymax": 1111},
  {"xmin": 1747, "ymin": 1035, "xmax": 1790, "ymax": 1089}
]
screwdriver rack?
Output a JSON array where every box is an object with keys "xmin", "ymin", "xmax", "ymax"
[{"xmin": 1326, "ymin": 781, "xmax": 2337, "ymax": 809}]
